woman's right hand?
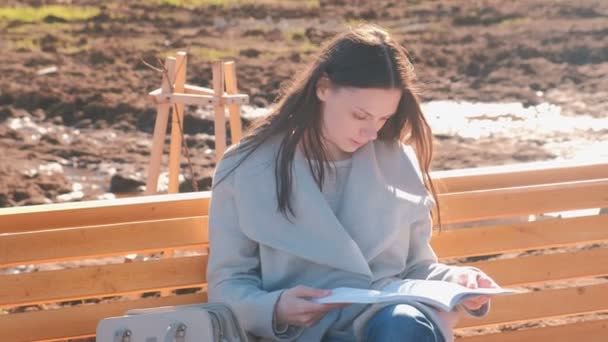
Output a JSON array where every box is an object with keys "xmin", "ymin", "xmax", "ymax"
[{"xmin": 275, "ymin": 285, "xmax": 349, "ymax": 327}]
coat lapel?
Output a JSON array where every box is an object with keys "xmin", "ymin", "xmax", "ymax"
[
  {"xmin": 234, "ymin": 144, "xmax": 372, "ymax": 278},
  {"xmin": 337, "ymin": 142, "xmax": 429, "ymax": 263},
  {"xmin": 233, "ymin": 139, "xmax": 430, "ymax": 279}
]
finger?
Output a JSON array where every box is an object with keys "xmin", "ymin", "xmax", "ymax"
[
  {"xmin": 298, "ymin": 300, "xmax": 349, "ymax": 315},
  {"xmin": 297, "ymin": 299, "xmax": 335, "ymax": 314},
  {"xmin": 307, "ymin": 311, "xmax": 329, "ymax": 326},
  {"xmin": 466, "ymin": 273, "xmax": 478, "ymax": 289},
  {"xmin": 291, "ymin": 315, "xmax": 313, "ymax": 327},
  {"xmin": 465, "ymin": 295, "xmax": 489, "ymax": 309},
  {"xmin": 322, "ymin": 303, "xmax": 350, "ymax": 310},
  {"xmin": 472, "ymin": 295, "xmax": 489, "ymax": 305},
  {"xmin": 291, "ymin": 286, "xmax": 331, "ymax": 299},
  {"xmin": 477, "ymin": 274, "xmax": 498, "ymax": 288},
  {"xmin": 463, "ymin": 300, "xmax": 482, "ymax": 310},
  {"xmin": 457, "ymin": 273, "xmax": 469, "ymax": 286},
  {"xmin": 463, "ymin": 298, "xmax": 483, "ymax": 310},
  {"xmin": 294, "ymin": 312, "xmax": 323, "ymax": 327}
]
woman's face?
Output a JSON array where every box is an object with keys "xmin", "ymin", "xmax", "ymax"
[{"xmin": 317, "ymin": 82, "xmax": 402, "ymax": 160}]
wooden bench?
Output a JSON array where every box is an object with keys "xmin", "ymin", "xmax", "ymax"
[{"xmin": 1, "ymin": 159, "xmax": 607, "ymax": 341}]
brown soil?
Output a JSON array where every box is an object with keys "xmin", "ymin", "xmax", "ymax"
[
  {"xmin": 1, "ymin": 2, "xmax": 607, "ymax": 338},
  {"xmin": 1, "ymin": 0, "xmax": 607, "ymax": 206}
]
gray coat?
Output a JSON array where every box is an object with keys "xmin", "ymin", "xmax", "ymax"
[{"xmin": 207, "ymin": 135, "xmax": 488, "ymax": 342}]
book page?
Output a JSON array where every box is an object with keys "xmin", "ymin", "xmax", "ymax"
[{"xmin": 311, "ymin": 280, "xmax": 520, "ymax": 311}]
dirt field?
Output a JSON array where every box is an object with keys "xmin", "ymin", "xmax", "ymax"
[
  {"xmin": 1, "ymin": 0, "xmax": 607, "ymax": 206},
  {"xmin": 0, "ymin": 2, "xmax": 607, "ymax": 339}
]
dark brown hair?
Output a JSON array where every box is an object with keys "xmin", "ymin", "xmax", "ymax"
[{"xmin": 214, "ymin": 24, "xmax": 441, "ymax": 227}]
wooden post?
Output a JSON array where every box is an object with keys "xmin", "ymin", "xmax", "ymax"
[
  {"xmin": 145, "ymin": 57, "xmax": 176, "ymax": 195},
  {"xmin": 224, "ymin": 61, "xmax": 242, "ymax": 145},
  {"xmin": 160, "ymin": 53, "xmax": 190, "ymax": 296},
  {"xmin": 168, "ymin": 52, "xmax": 188, "ymax": 193},
  {"xmin": 146, "ymin": 53, "xmax": 249, "ymax": 191},
  {"xmin": 212, "ymin": 61, "xmax": 226, "ymax": 163}
]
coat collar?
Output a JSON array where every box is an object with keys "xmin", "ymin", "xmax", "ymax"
[{"xmin": 233, "ymin": 139, "xmax": 429, "ymax": 279}]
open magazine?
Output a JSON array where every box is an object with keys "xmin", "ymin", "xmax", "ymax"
[{"xmin": 310, "ymin": 279, "xmax": 520, "ymax": 312}]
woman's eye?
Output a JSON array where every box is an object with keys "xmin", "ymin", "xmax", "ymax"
[{"xmin": 353, "ymin": 112, "xmax": 367, "ymax": 120}]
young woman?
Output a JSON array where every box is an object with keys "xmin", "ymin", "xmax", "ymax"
[{"xmin": 207, "ymin": 24, "xmax": 497, "ymax": 342}]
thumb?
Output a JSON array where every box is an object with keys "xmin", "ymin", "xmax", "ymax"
[
  {"xmin": 466, "ymin": 273, "xmax": 478, "ymax": 289},
  {"xmin": 291, "ymin": 286, "xmax": 331, "ymax": 298}
]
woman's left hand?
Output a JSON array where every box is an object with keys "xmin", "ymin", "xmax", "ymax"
[{"xmin": 455, "ymin": 270, "xmax": 498, "ymax": 311}]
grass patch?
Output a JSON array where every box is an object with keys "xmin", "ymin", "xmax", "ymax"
[
  {"xmin": 0, "ymin": 5, "xmax": 100, "ymax": 23},
  {"xmin": 284, "ymin": 29, "xmax": 306, "ymax": 42},
  {"xmin": 4, "ymin": 22, "xmax": 70, "ymax": 34},
  {"xmin": 9, "ymin": 38, "xmax": 38, "ymax": 52},
  {"xmin": 155, "ymin": 0, "xmax": 319, "ymax": 8},
  {"xmin": 498, "ymin": 17, "xmax": 530, "ymax": 27}
]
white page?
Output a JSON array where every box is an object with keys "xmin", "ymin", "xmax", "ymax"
[{"xmin": 311, "ymin": 280, "xmax": 520, "ymax": 311}]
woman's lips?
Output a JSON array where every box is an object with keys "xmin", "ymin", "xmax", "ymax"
[{"xmin": 350, "ymin": 139, "xmax": 364, "ymax": 146}]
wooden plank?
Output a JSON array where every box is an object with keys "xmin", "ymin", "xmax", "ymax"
[
  {"xmin": 152, "ymin": 93, "xmax": 248, "ymax": 106},
  {"xmin": 432, "ymin": 160, "xmax": 608, "ymax": 193},
  {"xmin": 0, "ymin": 216, "xmax": 208, "ymax": 267},
  {"xmin": 435, "ymin": 179, "xmax": 608, "ymax": 224},
  {"xmin": 432, "ymin": 215, "xmax": 608, "ymax": 259},
  {"xmin": 145, "ymin": 56, "xmax": 175, "ymax": 195},
  {"xmin": 0, "ymin": 256, "xmax": 207, "ymax": 307},
  {"xmin": 184, "ymin": 83, "xmax": 214, "ymax": 95},
  {"xmin": 168, "ymin": 51, "xmax": 188, "ymax": 194},
  {"xmin": 456, "ymin": 283, "xmax": 608, "ymax": 329},
  {"xmin": 0, "ymin": 192, "xmax": 210, "ymax": 234},
  {"xmin": 0, "ymin": 293, "xmax": 207, "ymax": 342},
  {"xmin": 153, "ymin": 84, "xmax": 245, "ymax": 98},
  {"xmin": 459, "ymin": 248, "xmax": 608, "ymax": 287},
  {"xmin": 213, "ymin": 60, "xmax": 227, "ymax": 163},
  {"xmin": 224, "ymin": 60, "xmax": 243, "ymax": 145},
  {"xmin": 456, "ymin": 319, "xmax": 608, "ymax": 342}
]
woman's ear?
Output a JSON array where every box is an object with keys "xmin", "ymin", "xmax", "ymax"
[{"xmin": 316, "ymin": 76, "xmax": 331, "ymax": 102}]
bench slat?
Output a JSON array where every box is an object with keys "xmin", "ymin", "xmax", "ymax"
[
  {"xmin": 0, "ymin": 256, "xmax": 207, "ymax": 307},
  {"xmin": 433, "ymin": 160, "xmax": 608, "ymax": 192},
  {"xmin": 432, "ymin": 215, "xmax": 608, "ymax": 258},
  {"xmin": 456, "ymin": 282, "xmax": 608, "ymax": 329},
  {"xmin": 436, "ymin": 179, "xmax": 608, "ymax": 224},
  {"xmin": 0, "ymin": 217, "xmax": 208, "ymax": 267},
  {"xmin": 0, "ymin": 192, "xmax": 210, "ymax": 234},
  {"xmin": 456, "ymin": 319, "xmax": 608, "ymax": 342},
  {"xmin": 0, "ymin": 293, "xmax": 206, "ymax": 342},
  {"xmin": 460, "ymin": 248, "xmax": 608, "ymax": 286}
]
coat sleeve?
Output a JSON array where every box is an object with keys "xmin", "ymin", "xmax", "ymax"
[
  {"xmin": 400, "ymin": 211, "xmax": 491, "ymax": 317},
  {"xmin": 206, "ymin": 155, "xmax": 304, "ymax": 340}
]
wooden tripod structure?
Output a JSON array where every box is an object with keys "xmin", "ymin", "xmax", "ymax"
[{"xmin": 145, "ymin": 51, "xmax": 249, "ymax": 195}]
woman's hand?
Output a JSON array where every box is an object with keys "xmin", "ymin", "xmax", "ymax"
[
  {"xmin": 454, "ymin": 269, "xmax": 498, "ymax": 311},
  {"xmin": 275, "ymin": 285, "xmax": 349, "ymax": 327}
]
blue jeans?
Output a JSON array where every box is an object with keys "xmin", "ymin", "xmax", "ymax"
[{"xmin": 363, "ymin": 304, "xmax": 445, "ymax": 342}]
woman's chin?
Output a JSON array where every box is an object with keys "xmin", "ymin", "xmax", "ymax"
[{"xmin": 340, "ymin": 145, "xmax": 358, "ymax": 153}]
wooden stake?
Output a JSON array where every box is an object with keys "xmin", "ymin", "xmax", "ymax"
[
  {"xmin": 168, "ymin": 52, "xmax": 188, "ymax": 194},
  {"xmin": 212, "ymin": 61, "xmax": 226, "ymax": 163},
  {"xmin": 164, "ymin": 52, "xmax": 187, "ymax": 296},
  {"xmin": 145, "ymin": 57, "xmax": 176, "ymax": 195},
  {"xmin": 224, "ymin": 61, "xmax": 242, "ymax": 145}
]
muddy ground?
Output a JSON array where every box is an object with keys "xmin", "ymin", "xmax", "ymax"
[
  {"xmin": 1, "ymin": 1, "xmax": 607, "ymax": 340},
  {"xmin": 1, "ymin": 0, "xmax": 607, "ymax": 206}
]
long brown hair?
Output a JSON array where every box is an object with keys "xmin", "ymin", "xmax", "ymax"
[{"xmin": 214, "ymin": 24, "xmax": 441, "ymax": 227}]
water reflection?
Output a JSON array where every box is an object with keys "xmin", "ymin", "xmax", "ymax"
[{"xmin": 423, "ymin": 101, "xmax": 608, "ymax": 160}]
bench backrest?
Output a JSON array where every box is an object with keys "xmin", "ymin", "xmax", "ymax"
[
  {"xmin": 1, "ymin": 160, "xmax": 606, "ymax": 341},
  {"xmin": 432, "ymin": 160, "xmax": 608, "ymax": 341}
]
